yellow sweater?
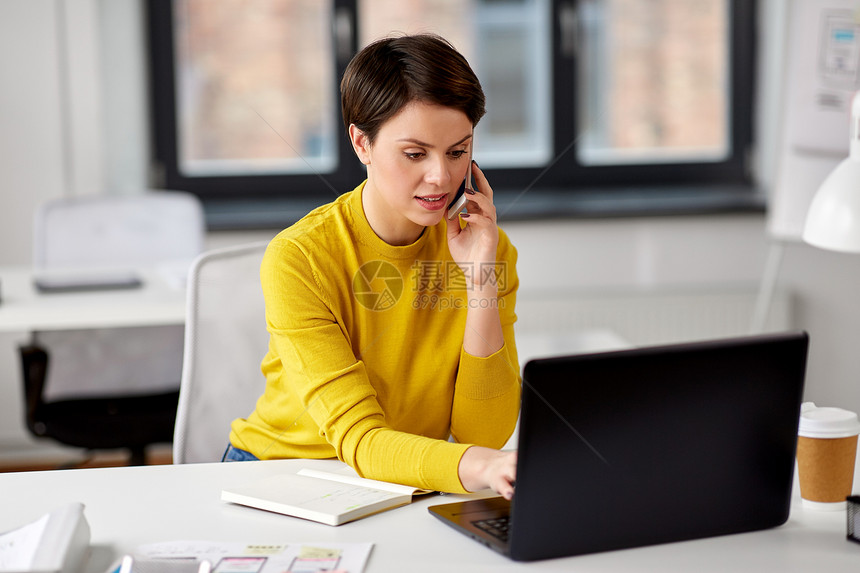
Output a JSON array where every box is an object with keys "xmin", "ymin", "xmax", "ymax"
[{"xmin": 229, "ymin": 182, "xmax": 520, "ymax": 493}]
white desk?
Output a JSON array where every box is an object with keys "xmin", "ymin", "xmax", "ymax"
[
  {"xmin": 515, "ymin": 327, "xmax": 630, "ymax": 364},
  {"xmin": 0, "ymin": 458, "xmax": 857, "ymax": 573},
  {"xmin": 0, "ymin": 266, "xmax": 186, "ymax": 333}
]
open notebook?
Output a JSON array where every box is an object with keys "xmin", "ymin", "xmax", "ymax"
[{"xmin": 222, "ymin": 465, "xmax": 432, "ymax": 526}]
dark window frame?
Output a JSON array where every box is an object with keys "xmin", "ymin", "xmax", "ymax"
[{"xmin": 147, "ymin": 0, "xmax": 759, "ymax": 227}]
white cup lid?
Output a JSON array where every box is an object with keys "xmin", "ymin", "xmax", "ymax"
[{"xmin": 799, "ymin": 402, "xmax": 860, "ymax": 438}]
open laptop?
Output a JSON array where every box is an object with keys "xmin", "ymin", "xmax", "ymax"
[{"xmin": 429, "ymin": 331, "xmax": 809, "ymax": 561}]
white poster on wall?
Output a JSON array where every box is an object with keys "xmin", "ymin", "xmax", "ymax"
[
  {"xmin": 789, "ymin": 3, "xmax": 860, "ymax": 154},
  {"xmin": 769, "ymin": 0, "xmax": 860, "ymax": 240}
]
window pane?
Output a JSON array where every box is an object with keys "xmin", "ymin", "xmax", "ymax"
[
  {"xmin": 358, "ymin": 0, "xmax": 552, "ymax": 168},
  {"xmin": 173, "ymin": 0, "xmax": 336, "ymax": 176},
  {"xmin": 577, "ymin": 0, "xmax": 729, "ymax": 165}
]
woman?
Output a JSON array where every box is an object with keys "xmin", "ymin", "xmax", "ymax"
[{"xmin": 227, "ymin": 34, "xmax": 520, "ymax": 500}]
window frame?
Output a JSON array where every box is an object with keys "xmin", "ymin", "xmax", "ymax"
[
  {"xmin": 147, "ymin": 0, "xmax": 362, "ymax": 203},
  {"xmin": 146, "ymin": 0, "xmax": 758, "ymax": 221}
]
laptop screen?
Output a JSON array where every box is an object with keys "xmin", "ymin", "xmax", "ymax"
[{"xmin": 508, "ymin": 332, "xmax": 808, "ymax": 561}]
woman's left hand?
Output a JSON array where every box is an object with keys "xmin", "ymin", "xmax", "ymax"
[{"xmin": 445, "ymin": 161, "xmax": 499, "ymax": 285}]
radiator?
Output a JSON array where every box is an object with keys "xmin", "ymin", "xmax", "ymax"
[{"xmin": 514, "ymin": 286, "xmax": 792, "ymax": 348}]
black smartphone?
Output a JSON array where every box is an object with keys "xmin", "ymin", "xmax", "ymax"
[{"xmin": 447, "ymin": 136, "xmax": 474, "ymax": 220}]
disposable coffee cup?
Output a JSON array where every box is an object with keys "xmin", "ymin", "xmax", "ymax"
[{"xmin": 797, "ymin": 402, "xmax": 860, "ymax": 511}]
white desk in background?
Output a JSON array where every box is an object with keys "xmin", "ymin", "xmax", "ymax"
[
  {"xmin": 0, "ymin": 266, "xmax": 187, "ymax": 333},
  {"xmin": 515, "ymin": 327, "xmax": 630, "ymax": 364},
  {"xmin": 0, "ymin": 458, "xmax": 857, "ymax": 573}
]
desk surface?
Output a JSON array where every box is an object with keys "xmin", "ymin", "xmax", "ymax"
[
  {"xmin": 0, "ymin": 266, "xmax": 186, "ymax": 332},
  {"xmin": 0, "ymin": 458, "xmax": 856, "ymax": 573}
]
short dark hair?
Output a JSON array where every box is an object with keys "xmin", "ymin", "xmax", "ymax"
[{"xmin": 340, "ymin": 34, "xmax": 486, "ymax": 144}]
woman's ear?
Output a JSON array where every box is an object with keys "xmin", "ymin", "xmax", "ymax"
[{"xmin": 348, "ymin": 124, "xmax": 371, "ymax": 165}]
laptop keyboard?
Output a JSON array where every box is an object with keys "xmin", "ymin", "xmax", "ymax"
[{"xmin": 472, "ymin": 516, "xmax": 511, "ymax": 543}]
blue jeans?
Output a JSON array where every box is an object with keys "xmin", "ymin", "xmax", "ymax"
[{"xmin": 221, "ymin": 444, "xmax": 259, "ymax": 462}]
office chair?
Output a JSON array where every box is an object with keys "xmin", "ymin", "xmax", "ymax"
[
  {"xmin": 19, "ymin": 192, "xmax": 205, "ymax": 466},
  {"xmin": 173, "ymin": 241, "xmax": 270, "ymax": 464}
]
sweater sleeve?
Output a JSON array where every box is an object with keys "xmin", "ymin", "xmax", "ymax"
[
  {"xmin": 449, "ymin": 231, "xmax": 521, "ymax": 447},
  {"xmin": 262, "ymin": 239, "xmax": 473, "ymax": 493}
]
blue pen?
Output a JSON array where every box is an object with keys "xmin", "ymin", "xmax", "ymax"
[{"xmin": 109, "ymin": 555, "xmax": 133, "ymax": 573}]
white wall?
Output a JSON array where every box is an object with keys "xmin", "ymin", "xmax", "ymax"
[
  {"xmin": 1, "ymin": 0, "xmax": 859, "ymax": 459},
  {"xmin": 0, "ymin": 1, "xmax": 67, "ymax": 262}
]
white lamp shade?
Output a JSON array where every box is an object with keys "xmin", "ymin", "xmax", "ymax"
[{"xmin": 802, "ymin": 156, "xmax": 860, "ymax": 253}]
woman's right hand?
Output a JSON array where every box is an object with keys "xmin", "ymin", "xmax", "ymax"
[{"xmin": 458, "ymin": 446, "xmax": 517, "ymax": 500}]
